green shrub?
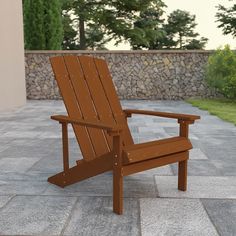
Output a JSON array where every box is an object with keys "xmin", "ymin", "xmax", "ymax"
[{"xmin": 206, "ymin": 45, "xmax": 236, "ymax": 99}]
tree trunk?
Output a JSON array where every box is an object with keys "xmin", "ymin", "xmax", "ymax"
[
  {"xmin": 79, "ymin": 15, "xmax": 86, "ymax": 50},
  {"xmin": 179, "ymin": 33, "xmax": 183, "ymax": 49}
]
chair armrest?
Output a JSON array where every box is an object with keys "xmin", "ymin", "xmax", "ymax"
[
  {"xmin": 51, "ymin": 115, "xmax": 122, "ymax": 135},
  {"xmin": 123, "ymin": 109, "xmax": 200, "ymax": 122}
]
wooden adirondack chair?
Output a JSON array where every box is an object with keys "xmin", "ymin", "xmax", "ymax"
[{"xmin": 48, "ymin": 55, "xmax": 200, "ymax": 214}]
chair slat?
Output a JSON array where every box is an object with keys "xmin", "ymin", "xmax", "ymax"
[
  {"xmin": 50, "ymin": 56, "xmax": 95, "ymax": 160},
  {"xmin": 94, "ymin": 58, "xmax": 133, "ymax": 146},
  {"xmin": 64, "ymin": 56, "xmax": 110, "ymax": 156},
  {"xmin": 78, "ymin": 56, "xmax": 115, "ymax": 148},
  {"xmin": 123, "ymin": 137, "xmax": 192, "ymax": 164}
]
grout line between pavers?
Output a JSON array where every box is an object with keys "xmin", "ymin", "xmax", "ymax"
[
  {"xmin": 200, "ymin": 199, "xmax": 221, "ymax": 236},
  {"xmin": 153, "ymin": 174, "xmax": 159, "ymax": 198},
  {"xmin": 0, "ymin": 194, "xmax": 16, "ymax": 211},
  {"xmin": 0, "ymin": 233, "xmax": 61, "ymax": 236},
  {"xmin": 59, "ymin": 197, "xmax": 80, "ymax": 236},
  {"xmin": 137, "ymin": 198, "xmax": 142, "ymax": 236}
]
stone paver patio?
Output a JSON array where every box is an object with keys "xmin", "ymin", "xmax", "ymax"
[{"xmin": 0, "ymin": 100, "xmax": 236, "ymax": 236}]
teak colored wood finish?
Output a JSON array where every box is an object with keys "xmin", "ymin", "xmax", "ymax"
[{"xmin": 48, "ymin": 55, "xmax": 200, "ymax": 214}]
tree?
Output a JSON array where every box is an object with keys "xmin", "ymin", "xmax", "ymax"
[
  {"xmin": 23, "ymin": 0, "xmax": 45, "ymax": 49},
  {"xmin": 62, "ymin": 0, "xmax": 164, "ymax": 50},
  {"xmin": 185, "ymin": 38, "xmax": 208, "ymax": 50},
  {"xmin": 129, "ymin": 8, "xmax": 208, "ymax": 50},
  {"xmin": 164, "ymin": 10, "xmax": 208, "ymax": 49},
  {"xmin": 129, "ymin": 2, "xmax": 166, "ymax": 49},
  {"xmin": 206, "ymin": 45, "xmax": 236, "ymax": 99},
  {"xmin": 62, "ymin": 10, "xmax": 79, "ymax": 49},
  {"xmin": 44, "ymin": 1, "xmax": 63, "ymax": 50},
  {"xmin": 216, "ymin": 1, "xmax": 236, "ymax": 38},
  {"xmin": 23, "ymin": 0, "xmax": 63, "ymax": 50}
]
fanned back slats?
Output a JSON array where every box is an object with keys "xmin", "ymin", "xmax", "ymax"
[
  {"xmin": 94, "ymin": 58, "xmax": 133, "ymax": 146},
  {"xmin": 50, "ymin": 55, "xmax": 133, "ymax": 161},
  {"xmin": 78, "ymin": 56, "xmax": 114, "ymax": 148},
  {"xmin": 50, "ymin": 57, "xmax": 96, "ymax": 160},
  {"xmin": 64, "ymin": 56, "xmax": 110, "ymax": 155}
]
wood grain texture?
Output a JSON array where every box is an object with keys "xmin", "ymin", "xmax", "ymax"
[
  {"xmin": 50, "ymin": 56, "xmax": 95, "ymax": 160},
  {"xmin": 122, "ymin": 152, "xmax": 188, "ymax": 176},
  {"xmin": 49, "ymin": 55, "xmax": 200, "ymax": 214},
  {"xmin": 64, "ymin": 56, "xmax": 109, "ymax": 157},
  {"xmin": 94, "ymin": 58, "xmax": 133, "ymax": 146},
  {"xmin": 123, "ymin": 137, "xmax": 192, "ymax": 164},
  {"xmin": 51, "ymin": 115, "xmax": 121, "ymax": 132},
  {"xmin": 113, "ymin": 135, "xmax": 123, "ymax": 214},
  {"xmin": 124, "ymin": 109, "xmax": 200, "ymax": 121}
]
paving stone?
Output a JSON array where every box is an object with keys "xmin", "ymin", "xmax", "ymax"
[
  {"xmin": 140, "ymin": 198, "xmax": 218, "ymax": 236},
  {"xmin": 189, "ymin": 148, "xmax": 208, "ymax": 160},
  {"xmin": 201, "ymin": 199, "xmax": 236, "ymax": 236},
  {"xmin": 163, "ymin": 127, "xmax": 179, "ymax": 134},
  {"xmin": 44, "ymin": 173, "xmax": 156, "ymax": 197},
  {"xmin": 138, "ymin": 126, "xmax": 166, "ymax": 134},
  {"xmin": 0, "ymin": 138, "xmax": 81, "ymax": 158},
  {"xmin": 38, "ymin": 131, "xmax": 75, "ymax": 139},
  {"xmin": 1, "ymin": 100, "xmax": 236, "ymax": 235},
  {"xmin": 157, "ymin": 122, "xmax": 177, "ymax": 127},
  {"xmin": 212, "ymin": 160, "xmax": 236, "ymax": 176},
  {"xmin": 1, "ymin": 131, "xmax": 44, "ymax": 139},
  {"xmin": 63, "ymin": 197, "xmax": 139, "ymax": 236},
  {"xmin": 155, "ymin": 176, "xmax": 236, "ymax": 199},
  {"xmin": 200, "ymin": 145, "xmax": 236, "ymax": 161},
  {"xmin": 30, "ymin": 154, "xmax": 82, "ymax": 173},
  {"xmin": 0, "ymin": 179, "xmax": 48, "ymax": 195},
  {"xmin": 0, "ymin": 196, "xmax": 77, "ymax": 235},
  {"xmin": 133, "ymin": 165, "xmax": 173, "ymax": 177},
  {"xmin": 0, "ymin": 195, "xmax": 14, "ymax": 208},
  {"xmin": 0, "ymin": 171, "xmax": 50, "ymax": 182},
  {"xmin": 171, "ymin": 160, "xmax": 221, "ymax": 176},
  {"xmin": 0, "ymin": 157, "xmax": 41, "ymax": 173},
  {"xmin": 0, "ymin": 145, "xmax": 10, "ymax": 153}
]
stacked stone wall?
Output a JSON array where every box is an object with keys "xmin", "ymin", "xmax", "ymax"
[{"xmin": 25, "ymin": 50, "xmax": 218, "ymax": 100}]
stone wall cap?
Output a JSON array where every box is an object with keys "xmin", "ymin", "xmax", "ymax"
[{"xmin": 25, "ymin": 50, "xmax": 214, "ymax": 54}]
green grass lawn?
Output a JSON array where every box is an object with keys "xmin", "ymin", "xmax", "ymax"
[{"xmin": 187, "ymin": 99, "xmax": 236, "ymax": 125}]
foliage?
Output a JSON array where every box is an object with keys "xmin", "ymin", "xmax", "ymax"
[
  {"xmin": 129, "ymin": 2, "xmax": 166, "ymax": 49},
  {"xmin": 130, "ymin": 9, "xmax": 208, "ymax": 50},
  {"xmin": 216, "ymin": 1, "xmax": 236, "ymax": 38},
  {"xmin": 23, "ymin": 0, "xmax": 45, "ymax": 49},
  {"xmin": 187, "ymin": 99, "xmax": 236, "ymax": 125},
  {"xmin": 206, "ymin": 45, "xmax": 236, "ymax": 99},
  {"xmin": 24, "ymin": 0, "xmax": 208, "ymax": 50},
  {"xmin": 61, "ymin": 10, "xmax": 79, "ymax": 49},
  {"xmin": 163, "ymin": 10, "xmax": 208, "ymax": 49},
  {"xmin": 43, "ymin": 1, "xmax": 63, "ymax": 50},
  {"xmin": 184, "ymin": 38, "xmax": 208, "ymax": 50},
  {"xmin": 61, "ymin": 0, "xmax": 165, "ymax": 50},
  {"xmin": 23, "ymin": 0, "xmax": 63, "ymax": 50}
]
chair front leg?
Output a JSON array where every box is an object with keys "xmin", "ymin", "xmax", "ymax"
[
  {"xmin": 177, "ymin": 120, "xmax": 193, "ymax": 191},
  {"xmin": 60, "ymin": 122, "xmax": 69, "ymax": 172},
  {"xmin": 178, "ymin": 153, "xmax": 188, "ymax": 191},
  {"xmin": 112, "ymin": 134, "xmax": 123, "ymax": 214}
]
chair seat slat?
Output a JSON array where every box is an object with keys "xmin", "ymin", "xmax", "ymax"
[{"xmin": 123, "ymin": 137, "xmax": 192, "ymax": 164}]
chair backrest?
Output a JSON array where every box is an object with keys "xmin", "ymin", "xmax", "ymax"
[{"xmin": 50, "ymin": 55, "xmax": 133, "ymax": 161}]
